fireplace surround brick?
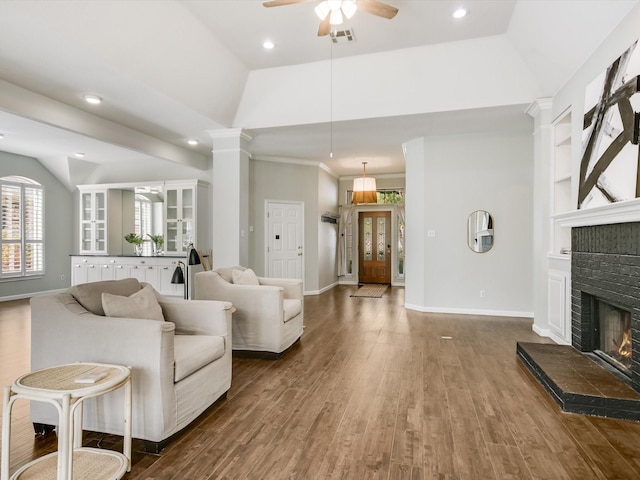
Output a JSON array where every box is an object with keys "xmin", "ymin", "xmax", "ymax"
[{"xmin": 572, "ymin": 223, "xmax": 640, "ymax": 393}]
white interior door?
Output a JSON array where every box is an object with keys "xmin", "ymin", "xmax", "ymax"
[{"xmin": 266, "ymin": 201, "xmax": 303, "ymax": 280}]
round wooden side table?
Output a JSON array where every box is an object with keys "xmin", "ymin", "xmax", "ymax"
[{"xmin": 1, "ymin": 362, "xmax": 132, "ymax": 480}]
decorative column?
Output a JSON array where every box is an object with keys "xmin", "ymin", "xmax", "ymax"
[
  {"xmin": 208, "ymin": 128, "xmax": 252, "ymax": 268},
  {"xmin": 403, "ymin": 137, "xmax": 427, "ymax": 310},
  {"xmin": 526, "ymin": 98, "xmax": 553, "ymax": 337}
]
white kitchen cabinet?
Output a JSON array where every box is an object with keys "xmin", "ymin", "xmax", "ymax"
[
  {"xmin": 164, "ymin": 181, "xmax": 208, "ymax": 255},
  {"xmin": 70, "ymin": 256, "xmax": 186, "ymax": 297},
  {"xmin": 71, "ymin": 258, "xmax": 106, "ymax": 284},
  {"xmin": 547, "ymin": 268, "xmax": 572, "ymax": 345}
]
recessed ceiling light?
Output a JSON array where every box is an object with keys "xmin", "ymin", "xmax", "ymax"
[
  {"xmin": 187, "ymin": 139, "xmax": 199, "ymax": 146},
  {"xmin": 263, "ymin": 40, "xmax": 275, "ymax": 50},
  {"xmin": 0, "ymin": 133, "xmax": 4, "ymax": 139},
  {"xmin": 74, "ymin": 152, "xmax": 85, "ymax": 158},
  {"xmin": 83, "ymin": 94, "xmax": 102, "ymax": 105},
  {"xmin": 452, "ymin": 7, "xmax": 468, "ymax": 19}
]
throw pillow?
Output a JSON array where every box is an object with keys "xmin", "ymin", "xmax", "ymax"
[
  {"xmin": 232, "ymin": 267, "xmax": 260, "ymax": 285},
  {"xmin": 102, "ymin": 284, "xmax": 165, "ymax": 321},
  {"xmin": 69, "ymin": 278, "xmax": 141, "ymax": 316},
  {"xmin": 216, "ymin": 266, "xmax": 243, "ymax": 283}
]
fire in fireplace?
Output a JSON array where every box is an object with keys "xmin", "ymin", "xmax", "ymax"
[{"xmin": 594, "ymin": 298, "xmax": 633, "ymax": 376}]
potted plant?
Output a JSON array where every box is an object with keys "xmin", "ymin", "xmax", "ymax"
[
  {"xmin": 147, "ymin": 234, "xmax": 164, "ymax": 256},
  {"xmin": 124, "ymin": 233, "xmax": 143, "ymax": 256}
]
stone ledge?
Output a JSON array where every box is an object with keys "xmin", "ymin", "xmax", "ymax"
[{"xmin": 517, "ymin": 342, "xmax": 640, "ymax": 422}]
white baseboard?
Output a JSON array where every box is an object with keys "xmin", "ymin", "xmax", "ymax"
[
  {"xmin": 338, "ymin": 279, "xmax": 358, "ymax": 286},
  {"xmin": 304, "ymin": 281, "xmax": 338, "ymax": 296},
  {"xmin": 0, "ymin": 288, "xmax": 67, "ymax": 303},
  {"xmin": 531, "ymin": 324, "xmax": 571, "ymax": 345},
  {"xmin": 404, "ymin": 303, "xmax": 534, "ymax": 319}
]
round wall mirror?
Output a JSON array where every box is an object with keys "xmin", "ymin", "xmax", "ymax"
[{"xmin": 468, "ymin": 210, "xmax": 494, "ymax": 253}]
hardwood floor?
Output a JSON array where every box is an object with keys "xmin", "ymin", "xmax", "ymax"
[{"xmin": 2, "ymin": 287, "xmax": 640, "ymax": 479}]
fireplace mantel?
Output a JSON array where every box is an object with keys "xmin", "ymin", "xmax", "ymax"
[{"xmin": 553, "ymin": 198, "xmax": 640, "ymax": 227}]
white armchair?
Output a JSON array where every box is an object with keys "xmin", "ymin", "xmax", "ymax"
[
  {"xmin": 30, "ymin": 278, "xmax": 232, "ymax": 452},
  {"xmin": 194, "ymin": 266, "xmax": 303, "ymax": 355}
]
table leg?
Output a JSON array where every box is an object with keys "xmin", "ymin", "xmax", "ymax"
[
  {"xmin": 124, "ymin": 373, "xmax": 132, "ymax": 471},
  {"xmin": 72, "ymin": 400, "xmax": 83, "ymax": 449},
  {"xmin": 59, "ymin": 393, "xmax": 72, "ymax": 480},
  {"xmin": 1, "ymin": 387, "xmax": 13, "ymax": 480}
]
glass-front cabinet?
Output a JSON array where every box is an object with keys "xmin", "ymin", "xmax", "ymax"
[
  {"xmin": 164, "ymin": 181, "xmax": 206, "ymax": 255},
  {"xmin": 78, "ymin": 189, "xmax": 123, "ymax": 255}
]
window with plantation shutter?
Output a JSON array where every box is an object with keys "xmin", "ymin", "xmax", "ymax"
[{"xmin": 1, "ymin": 176, "xmax": 44, "ymax": 278}]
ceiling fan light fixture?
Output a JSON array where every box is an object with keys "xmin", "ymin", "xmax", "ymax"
[
  {"xmin": 329, "ymin": 7, "xmax": 343, "ymax": 25},
  {"xmin": 314, "ymin": 2, "xmax": 330, "ymax": 20},
  {"xmin": 341, "ymin": 0, "xmax": 357, "ymax": 19}
]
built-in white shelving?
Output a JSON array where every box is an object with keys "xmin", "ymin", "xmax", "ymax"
[{"xmin": 552, "ymin": 110, "xmax": 573, "ymax": 255}]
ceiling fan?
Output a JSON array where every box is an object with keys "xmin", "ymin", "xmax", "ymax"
[{"xmin": 263, "ymin": 0, "xmax": 399, "ymax": 36}]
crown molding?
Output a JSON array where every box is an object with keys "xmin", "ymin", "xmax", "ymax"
[
  {"xmin": 250, "ymin": 155, "xmax": 339, "ymax": 179},
  {"xmin": 525, "ymin": 97, "xmax": 553, "ymax": 117},
  {"xmin": 339, "ymin": 172, "xmax": 406, "ymax": 181},
  {"xmin": 207, "ymin": 128, "xmax": 253, "ymax": 142}
]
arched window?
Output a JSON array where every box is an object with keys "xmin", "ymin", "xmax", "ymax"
[{"xmin": 1, "ymin": 176, "xmax": 44, "ymax": 278}]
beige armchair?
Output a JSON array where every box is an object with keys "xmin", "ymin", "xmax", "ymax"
[
  {"xmin": 194, "ymin": 266, "xmax": 303, "ymax": 355},
  {"xmin": 30, "ymin": 278, "xmax": 232, "ymax": 452}
]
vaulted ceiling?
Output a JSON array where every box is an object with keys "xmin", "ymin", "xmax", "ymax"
[{"xmin": 0, "ymin": 0, "xmax": 636, "ymax": 188}]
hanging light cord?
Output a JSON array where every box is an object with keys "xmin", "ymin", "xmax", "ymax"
[{"xmin": 330, "ymin": 39, "xmax": 333, "ymax": 159}]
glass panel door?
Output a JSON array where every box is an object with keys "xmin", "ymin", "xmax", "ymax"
[
  {"xmin": 377, "ymin": 217, "xmax": 386, "ymax": 261},
  {"xmin": 95, "ymin": 192, "xmax": 105, "ymax": 222},
  {"xmin": 165, "ymin": 189, "xmax": 179, "ymax": 253},
  {"xmin": 81, "ymin": 193, "xmax": 92, "ymax": 221},
  {"xmin": 81, "ymin": 224, "xmax": 92, "ymax": 251}
]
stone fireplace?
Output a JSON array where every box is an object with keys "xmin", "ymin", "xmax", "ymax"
[{"xmin": 572, "ymin": 222, "xmax": 640, "ymax": 393}]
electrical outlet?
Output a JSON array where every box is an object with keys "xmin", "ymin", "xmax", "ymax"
[
  {"xmin": 60, "ymin": 274, "xmax": 65, "ymax": 281},
  {"xmin": 480, "ymin": 290, "xmax": 486, "ymax": 298}
]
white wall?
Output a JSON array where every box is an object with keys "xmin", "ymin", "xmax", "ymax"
[
  {"xmin": 235, "ymin": 35, "xmax": 542, "ymax": 129},
  {"xmin": 405, "ymin": 131, "xmax": 534, "ymax": 316},
  {"xmin": 0, "ymin": 152, "xmax": 73, "ymax": 299}
]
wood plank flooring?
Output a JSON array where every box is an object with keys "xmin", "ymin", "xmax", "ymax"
[{"xmin": 2, "ymin": 286, "xmax": 640, "ymax": 479}]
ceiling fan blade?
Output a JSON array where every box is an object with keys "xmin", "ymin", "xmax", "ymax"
[
  {"xmin": 317, "ymin": 16, "xmax": 331, "ymax": 36},
  {"xmin": 357, "ymin": 0, "xmax": 398, "ymax": 19},
  {"xmin": 263, "ymin": 0, "xmax": 311, "ymax": 7}
]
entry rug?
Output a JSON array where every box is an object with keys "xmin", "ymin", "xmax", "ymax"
[{"xmin": 350, "ymin": 284, "xmax": 388, "ymax": 298}]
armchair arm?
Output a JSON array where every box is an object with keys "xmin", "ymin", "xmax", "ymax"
[
  {"xmin": 258, "ymin": 277, "xmax": 303, "ymax": 300},
  {"xmin": 158, "ymin": 296, "xmax": 232, "ymax": 337}
]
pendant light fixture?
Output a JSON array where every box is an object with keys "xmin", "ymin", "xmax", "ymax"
[{"xmin": 352, "ymin": 162, "xmax": 377, "ymax": 204}]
